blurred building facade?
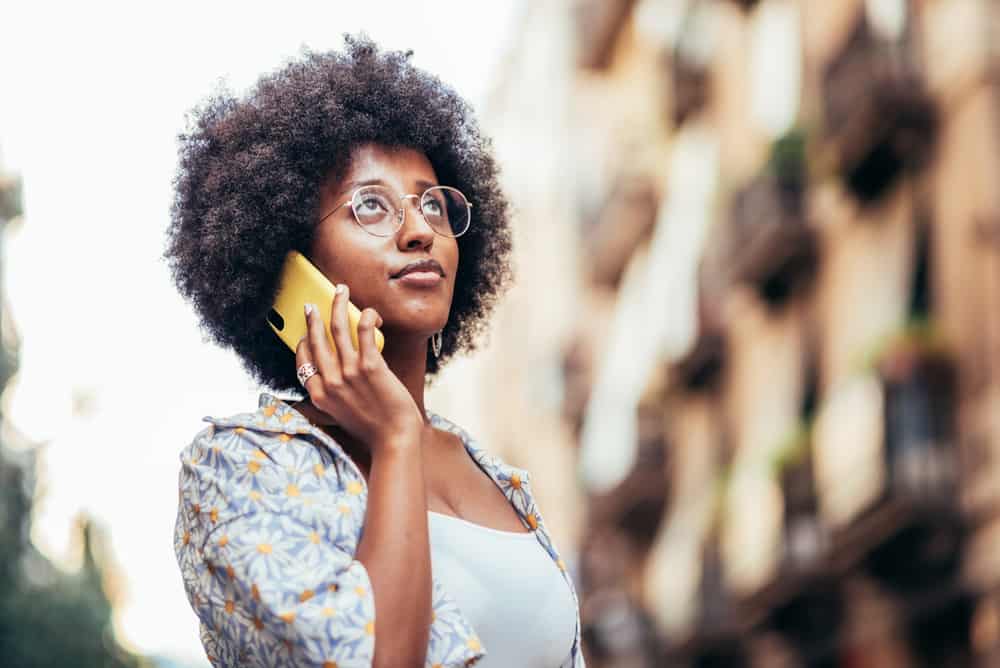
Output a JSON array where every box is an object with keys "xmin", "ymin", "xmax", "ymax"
[{"xmin": 478, "ymin": 0, "xmax": 1000, "ymax": 665}]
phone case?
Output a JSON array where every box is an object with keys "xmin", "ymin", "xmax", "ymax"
[{"xmin": 267, "ymin": 250, "xmax": 385, "ymax": 355}]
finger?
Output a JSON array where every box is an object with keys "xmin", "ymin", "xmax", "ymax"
[
  {"xmin": 329, "ymin": 284, "xmax": 358, "ymax": 374},
  {"xmin": 305, "ymin": 301, "xmax": 341, "ymax": 386},
  {"xmin": 357, "ymin": 308, "xmax": 385, "ymax": 373},
  {"xmin": 294, "ymin": 325, "xmax": 324, "ymax": 396}
]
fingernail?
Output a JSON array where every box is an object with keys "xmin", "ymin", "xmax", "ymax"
[
  {"xmin": 335, "ymin": 284, "xmax": 345, "ymax": 294},
  {"xmin": 304, "ymin": 303, "xmax": 314, "ymax": 316}
]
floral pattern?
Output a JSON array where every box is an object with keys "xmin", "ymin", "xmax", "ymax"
[{"xmin": 175, "ymin": 392, "xmax": 585, "ymax": 667}]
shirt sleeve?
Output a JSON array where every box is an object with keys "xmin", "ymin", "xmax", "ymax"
[{"xmin": 174, "ymin": 424, "xmax": 377, "ymax": 668}]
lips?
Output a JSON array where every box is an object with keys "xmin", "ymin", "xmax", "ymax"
[
  {"xmin": 392, "ymin": 258, "xmax": 444, "ymax": 278},
  {"xmin": 394, "ymin": 271, "xmax": 442, "ymax": 287}
]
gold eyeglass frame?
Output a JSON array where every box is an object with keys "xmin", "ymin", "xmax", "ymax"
[{"xmin": 318, "ymin": 184, "xmax": 473, "ymax": 238}]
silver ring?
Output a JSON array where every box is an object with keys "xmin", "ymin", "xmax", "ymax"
[{"xmin": 296, "ymin": 362, "xmax": 319, "ymax": 387}]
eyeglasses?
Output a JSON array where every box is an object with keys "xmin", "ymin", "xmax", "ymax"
[{"xmin": 319, "ymin": 184, "xmax": 473, "ymax": 238}]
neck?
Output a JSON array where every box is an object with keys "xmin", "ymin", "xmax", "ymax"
[{"xmin": 379, "ymin": 329, "xmax": 430, "ymax": 421}]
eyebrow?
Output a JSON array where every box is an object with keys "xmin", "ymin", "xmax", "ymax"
[{"xmin": 336, "ymin": 178, "xmax": 440, "ymax": 199}]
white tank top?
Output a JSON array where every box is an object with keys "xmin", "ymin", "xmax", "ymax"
[{"xmin": 427, "ymin": 510, "xmax": 577, "ymax": 667}]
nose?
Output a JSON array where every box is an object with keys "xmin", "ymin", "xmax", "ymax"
[{"xmin": 396, "ymin": 194, "xmax": 435, "ymax": 250}]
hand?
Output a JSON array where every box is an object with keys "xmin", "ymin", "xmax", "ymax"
[{"xmin": 295, "ymin": 284, "xmax": 424, "ymax": 455}]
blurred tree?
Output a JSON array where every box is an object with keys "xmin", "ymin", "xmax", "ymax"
[{"xmin": 0, "ymin": 167, "xmax": 147, "ymax": 667}]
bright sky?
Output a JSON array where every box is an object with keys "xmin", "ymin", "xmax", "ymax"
[{"xmin": 0, "ymin": 1, "xmax": 521, "ymax": 664}]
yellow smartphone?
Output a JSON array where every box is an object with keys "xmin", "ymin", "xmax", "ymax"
[{"xmin": 267, "ymin": 250, "xmax": 385, "ymax": 355}]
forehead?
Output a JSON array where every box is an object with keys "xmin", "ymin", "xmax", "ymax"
[{"xmin": 339, "ymin": 143, "xmax": 438, "ymax": 187}]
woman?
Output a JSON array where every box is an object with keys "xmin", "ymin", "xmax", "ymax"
[{"xmin": 165, "ymin": 34, "xmax": 584, "ymax": 668}]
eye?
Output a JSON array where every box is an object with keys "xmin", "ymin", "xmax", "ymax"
[
  {"xmin": 358, "ymin": 196, "xmax": 390, "ymax": 214},
  {"xmin": 422, "ymin": 198, "xmax": 443, "ymax": 216},
  {"xmin": 353, "ymin": 188, "xmax": 395, "ymax": 222}
]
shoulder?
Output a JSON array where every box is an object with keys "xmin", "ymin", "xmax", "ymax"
[
  {"xmin": 180, "ymin": 419, "xmax": 315, "ymax": 472},
  {"xmin": 426, "ymin": 408, "xmax": 537, "ymax": 507},
  {"xmin": 175, "ymin": 395, "xmax": 369, "ymax": 538},
  {"xmin": 186, "ymin": 393, "xmax": 333, "ymax": 455},
  {"xmin": 427, "ymin": 411, "xmax": 530, "ymax": 489},
  {"xmin": 177, "ymin": 393, "xmax": 348, "ymax": 498}
]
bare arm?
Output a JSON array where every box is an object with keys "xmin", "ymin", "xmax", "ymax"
[
  {"xmin": 296, "ymin": 284, "xmax": 434, "ymax": 668},
  {"xmin": 355, "ymin": 438, "xmax": 432, "ymax": 668}
]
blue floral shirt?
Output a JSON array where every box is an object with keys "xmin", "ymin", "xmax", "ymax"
[{"xmin": 174, "ymin": 392, "xmax": 585, "ymax": 667}]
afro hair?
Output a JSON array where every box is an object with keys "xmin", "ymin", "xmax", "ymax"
[{"xmin": 163, "ymin": 33, "xmax": 514, "ymax": 395}]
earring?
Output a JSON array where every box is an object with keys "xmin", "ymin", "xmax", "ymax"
[{"xmin": 431, "ymin": 329, "xmax": 443, "ymax": 359}]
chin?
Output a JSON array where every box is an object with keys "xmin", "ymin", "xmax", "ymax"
[{"xmin": 378, "ymin": 311, "xmax": 449, "ymax": 336}]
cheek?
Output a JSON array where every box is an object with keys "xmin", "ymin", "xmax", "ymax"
[
  {"xmin": 449, "ymin": 245, "xmax": 461, "ymax": 286},
  {"xmin": 313, "ymin": 226, "xmax": 380, "ymax": 278},
  {"xmin": 340, "ymin": 259, "xmax": 386, "ymax": 295}
]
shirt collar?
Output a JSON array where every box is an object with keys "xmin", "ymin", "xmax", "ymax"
[{"xmin": 201, "ymin": 392, "xmax": 531, "ymax": 486}]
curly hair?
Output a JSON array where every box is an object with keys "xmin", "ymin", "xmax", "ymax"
[{"xmin": 163, "ymin": 33, "xmax": 514, "ymax": 394}]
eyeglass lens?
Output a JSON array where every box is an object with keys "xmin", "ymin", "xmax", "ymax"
[{"xmin": 352, "ymin": 185, "xmax": 470, "ymax": 237}]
